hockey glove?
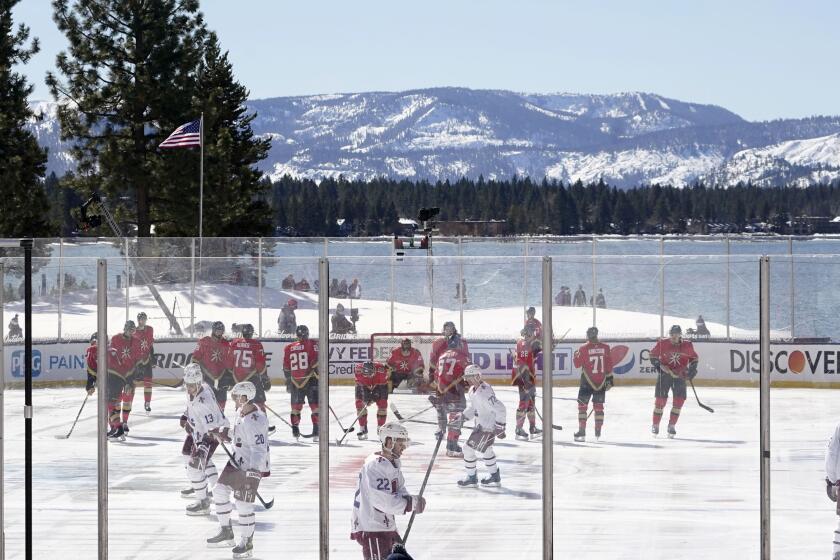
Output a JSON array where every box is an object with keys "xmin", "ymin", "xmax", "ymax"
[
  {"xmin": 827, "ymin": 478, "xmax": 838, "ymax": 503},
  {"xmin": 180, "ymin": 414, "xmax": 194, "ymax": 434},
  {"xmin": 428, "ymin": 393, "xmax": 442, "ymax": 407},
  {"xmin": 404, "ymin": 495, "xmax": 426, "ymax": 514},
  {"xmin": 188, "ymin": 442, "xmax": 210, "ymax": 471},
  {"xmin": 605, "ymin": 376, "xmax": 614, "ymax": 391},
  {"xmin": 284, "ymin": 369, "xmax": 293, "ymax": 393},
  {"xmin": 218, "ymin": 371, "xmax": 236, "ymax": 392},
  {"xmin": 239, "ymin": 470, "xmax": 262, "ymax": 504},
  {"xmin": 495, "ymin": 422, "xmax": 506, "ymax": 439},
  {"xmin": 260, "ymin": 372, "xmax": 271, "ymax": 391},
  {"xmin": 688, "ymin": 362, "xmax": 698, "ymax": 380},
  {"xmin": 212, "ymin": 427, "xmax": 231, "ymax": 444},
  {"xmin": 650, "ymin": 357, "xmax": 661, "ymax": 372}
]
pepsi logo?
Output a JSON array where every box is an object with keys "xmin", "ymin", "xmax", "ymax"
[{"xmin": 610, "ymin": 345, "xmax": 635, "ymax": 375}]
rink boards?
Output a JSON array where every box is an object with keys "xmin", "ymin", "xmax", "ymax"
[{"xmin": 4, "ymin": 338, "xmax": 840, "ymax": 387}]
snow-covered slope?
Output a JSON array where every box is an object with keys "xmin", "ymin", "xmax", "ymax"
[{"xmin": 28, "ymin": 88, "xmax": 840, "ymax": 187}]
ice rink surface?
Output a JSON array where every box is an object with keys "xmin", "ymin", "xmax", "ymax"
[{"xmin": 1, "ymin": 384, "xmax": 835, "ymax": 559}]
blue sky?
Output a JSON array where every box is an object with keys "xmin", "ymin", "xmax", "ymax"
[{"xmin": 12, "ymin": 0, "xmax": 840, "ymax": 121}]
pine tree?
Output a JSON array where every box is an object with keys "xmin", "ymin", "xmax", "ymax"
[
  {"xmin": 0, "ymin": 0, "xmax": 55, "ymax": 237},
  {"xmin": 47, "ymin": 0, "xmax": 207, "ymax": 237}
]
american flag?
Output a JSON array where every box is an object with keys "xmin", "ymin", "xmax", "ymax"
[{"xmin": 159, "ymin": 119, "xmax": 201, "ymax": 148}]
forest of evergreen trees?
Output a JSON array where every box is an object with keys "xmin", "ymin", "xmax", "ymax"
[{"xmin": 269, "ymin": 175, "xmax": 840, "ymax": 237}]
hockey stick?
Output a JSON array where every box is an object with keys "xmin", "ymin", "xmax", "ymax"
[
  {"xmin": 389, "ymin": 415, "xmax": 475, "ymax": 432},
  {"xmin": 689, "ymin": 378, "xmax": 714, "ymax": 413},
  {"xmin": 217, "ymin": 440, "xmax": 274, "ymax": 510},
  {"xmin": 55, "ymin": 393, "xmax": 90, "ymax": 439},
  {"xmin": 402, "ymin": 432, "xmax": 444, "ymax": 545},
  {"xmin": 263, "ymin": 403, "xmax": 315, "ymax": 438},
  {"xmin": 389, "ymin": 402, "xmax": 435, "ymax": 423},
  {"xmin": 329, "ymin": 405, "xmax": 355, "ymax": 434},
  {"xmin": 337, "ymin": 402, "xmax": 374, "ymax": 446}
]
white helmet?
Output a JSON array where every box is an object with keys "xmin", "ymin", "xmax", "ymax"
[
  {"xmin": 379, "ymin": 421, "xmax": 410, "ymax": 447},
  {"xmin": 231, "ymin": 381, "xmax": 256, "ymax": 402},
  {"xmin": 183, "ymin": 363, "xmax": 203, "ymax": 385},
  {"xmin": 464, "ymin": 364, "xmax": 481, "ymax": 381}
]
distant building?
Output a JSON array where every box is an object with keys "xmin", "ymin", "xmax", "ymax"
[{"xmin": 437, "ymin": 219, "xmax": 509, "ymax": 236}]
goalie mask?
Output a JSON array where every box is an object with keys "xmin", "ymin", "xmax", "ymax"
[
  {"xmin": 211, "ymin": 321, "xmax": 225, "ymax": 337},
  {"xmin": 400, "ymin": 338, "xmax": 412, "ymax": 352}
]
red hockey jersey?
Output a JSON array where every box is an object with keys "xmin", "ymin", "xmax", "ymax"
[
  {"xmin": 192, "ymin": 336, "xmax": 231, "ymax": 380},
  {"xmin": 435, "ymin": 349, "xmax": 470, "ymax": 394},
  {"xmin": 133, "ymin": 325, "xmax": 154, "ymax": 364},
  {"xmin": 650, "ymin": 338, "xmax": 698, "ymax": 378},
  {"xmin": 283, "ymin": 339, "xmax": 319, "ymax": 388},
  {"xmin": 429, "ymin": 336, "xmax": 469, "ymax": 374},
  {"xmin": 524, "ymin": 317, "xmax": 543, "ymax": 339},
  {"xmin": 573, "ymin": 341, "xmax": 613, "ymax": 390},
  {"xmin": 354, "ymin": 362, "xmax": 389, "ymax": 388},
  {"xmin": 108, "ymin": 333, "xmax": 138, "ymax": 379},
  {"xmin": 86, "ymin": 343, "xmax": 97, "ymax": 377},
  {"xmin": 228, "ymin": 338, "xmax": 267, "ymax": 382},
  {"xmin": 386, "ymin": 347, "xmax": 424, "ymax": 377},
  {"xmin": 511, "ymin": 337, "xmax": 538, "ymax": 386}
]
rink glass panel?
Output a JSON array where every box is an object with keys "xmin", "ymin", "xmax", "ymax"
[
  {"xmin": 553, "ymin": 255, "xmax": 761, "ymax": 559},
  {"xmin": 326, "ymin": 256, "xmax": 544, "ymax": 558},
  {"xmin": 770, "ymin": 255, "xmax": 840, "ymax": 558}
]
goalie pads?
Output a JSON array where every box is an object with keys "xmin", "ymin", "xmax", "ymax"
[{"xmin": 234, "ymin": 470, "xmax": 262, "ymax": 503}]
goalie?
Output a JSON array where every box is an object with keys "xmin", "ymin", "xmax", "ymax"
[
  {"xmin": 354, "ymin": 361, "xmax": 390, "ymax": 440},
  {"xmin": 386, "ymin": 338, "xmax": 425, "ymax": 393}
]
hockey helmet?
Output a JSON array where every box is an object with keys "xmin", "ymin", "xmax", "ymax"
[
  {"xmin": 212, "ymin": 321, "xmax": 225, "ymax": 335},
  {"xmin": 90, "ymin": 332, "xmax": 97, "ymax": 343},
  {"xmin": 442, "ymin": 321, "xmax": 456, "ymax": 336},
  {"xmin": 241, "ymin": 324, "xmax": 254, "ymax": 339},
  {"xmin": 137, "ymin": 311, "xmax": 147, "ymax": 321},
  {"xmin": 526, "ymin": 306, "xmax": 536, "ymax": 317},
  {"xmin": 231, "ymin": 381, "xmax": 257, "ymax": 403},
  {"xmin": 586, "ymin": 326, "xmax": 598, "ymax": 341},
  {"xmin": 521, "ymin": 324, "xmax": 535, "ymax": 338},
  {"xmin": 361, "ymin": 361, "xmax": 375, "ymax": 376},
  {"xmin": 124, "ymin": 320, "xmax": 136, "ymax": 333},
  {"xmin": 379, "ymin": 421, "xmax": 410, "ymax": 446},
  {"xmin": 669, "ymin": 324, "xmax": 682, "ymax": 335},
  {"xmin": 400, "ymin": 337, "xmax": 412, "ymax": 351},
  {"xmin": 183, "ymin": 363, "xmax": 203, "ymax": 385},
  {"xmin": 463, "ymin": 364, "xmax": 482, "ymax": 383},
  {"xmin": 296, "ymin": 324, "xmax": 309, "ymax": 339}
]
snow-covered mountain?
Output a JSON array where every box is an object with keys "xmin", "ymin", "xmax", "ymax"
[{"xmin": 29, "ymin": 88, "xmax": 840, "ymax": 187}]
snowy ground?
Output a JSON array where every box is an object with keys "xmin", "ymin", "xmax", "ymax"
[{"xmin": 1, "ymin": 385, "xmax": 834, "ymax": 559}]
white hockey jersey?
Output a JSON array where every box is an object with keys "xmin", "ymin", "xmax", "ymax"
[
  {"xmin": 463, "ymin": 381, "xmax": 507, "ymax": 432},
  {"xmin": 826, "ymin": 421, "xmax": 840, "ymax": 483},
  {"xmin": 185, "ymin": 382, "xmax": 228, "ymax": 441},
  {"xmin": 231, "ymin": 406, "xmax": 271, "ymax": 474},
  {"xmin": 351, "ymin": 453, "xmax": 411, "ymax": 533}
]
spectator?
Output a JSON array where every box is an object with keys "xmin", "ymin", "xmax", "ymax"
[
  {"xmin": 349, "ymin": 278, "xmax": 362, "ymax": 299},
  {"xmin": 313, "ymin": 279, "xmax": 320, "ymax": 292},
  {"xmin": 595, "ymin": 288, "xmax": 606, "ymax": 309},
  {"xmin": 555, "ymin": 290, "xmax": 563, "ymax": 305},
  {"xmin": 281, "ymin": 274, "xmax": 295, "ymax": 290},
  {"xmin": 331, "ymin": 303, "xmax": 356, "ymax": 335},
  {"xmin": 278, "ymin": 299, "xmax": 298, "ymax": 335},
  {"xmin": 337, "ymin": 279, "xmax": 349, "ymax": 298},
  {"xmin": 573, "ymin": 284, "xmax": 587, "ymax": 307},
  {"xmin": 295, "ymin": 278, "xmax": 311, "ymax": 291},
  {"xmin": 695, "ymin": 315, "xmax": 710, "ymax": 336},
  {"xmin": 329, "ymin": 279, "xmax": 340, "ymax": 297},
  {"xmin": 8, "ymin": 314, "xmax": 22, "ymax": 339}
]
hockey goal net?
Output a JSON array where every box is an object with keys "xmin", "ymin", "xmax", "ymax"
[{"xmin": 369, "ymin": 332, "xmax": 439, "ymax": 376}]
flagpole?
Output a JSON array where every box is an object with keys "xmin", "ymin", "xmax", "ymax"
[{"xmin": 199, "ymin": 112, "xmax": 204, "ymax": 273}]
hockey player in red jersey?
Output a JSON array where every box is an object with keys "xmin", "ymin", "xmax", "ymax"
[
  {"xmin": 524, "ymin": 306, "xmax": 543, "ymax": 339},
  {"xmin": 191, "ymin": 321, "xmax": 234, "ymax": 409},
  {"xmin": 132, "ymin": 312, "xmax": 155, "ymax": 413},
  {"xmin": 351, "ymin": 422, "xmax": 425, "ymax": 560},
  {"xmin": 354, "ymin": 361, "xmax": 390, "ymax": 440},
  {"xmin": 227, "ymin": 324, "xmax": 271, "ymax": 412},
  {"xmin": 85, "ymin": 332, "xmax": 98, "ymax": 395},
  {"xmin": 107, "ymin": 320, "xmax": 140, "ymax": 440},
  {"xmin": 386, "ymin": 338, "xmax": 425, "ymax": 392},
  {"xmin": 428, "ymin": 321, "xmax": 468, "ymax": 385},
  {"xmin": 434, "ymin": 335, "xmax": 472, "ymax": 457},
  {"xmin": 572, "ymin": 327, "xmax": 613, "ymax": 442},
  {"xmin": 283, "ymin": 324, "xmax": 320, "ymax": 441},
  {"xmin": 511, "ymin": 324, "xmax": 542, "ymax": 440},
  {"xmin": 650, "ymin": 325, "xmax": 699, "ymax": 438}
]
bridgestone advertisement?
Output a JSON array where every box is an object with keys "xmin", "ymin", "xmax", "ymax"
[{"xmin": 3, "ymin": 339, "xmax": 839, "ymax": 386}]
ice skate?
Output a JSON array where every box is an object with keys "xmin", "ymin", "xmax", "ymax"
[
  {"xmin": 481, "ymin": 470, "xmax": 501, "ymax": 487},
  {"xmin": 651, "ymin": 424, "xmax": 659, "ymax": 437},
  {"xmin": 573, "ymin": 429, "xmax": 586, "ymax": 442},
  {"xmin": 206, "ymin": 524, "xmax": 235, "ymax": 548},
  {"xmin": 529, "ymin": 425, "xmax": 543, "ymax": 439},
  {"xmin": 122, "ymin": 421, "xmax": 130, "ymax": 434},
  {"xmin": 232, "ymin": 536, "xmax": 253, "ymax": 559},
  {"xmin": 291, "ymin": 425, "xmax": 300, "ymax": 440},
  {"xmin": 107, "ymin": 425, "xmax": 125, "ymax": 442},
  {"xmin": 515, "ymin": 427, "xmax": 529, "ymax": 441},
  {"xmin": 667, "ymin": 425, "xmax": 676, "ymax": 439},
  {"xmin": 457, "ymin": 473, "xmax": 478, "ymax": 488},
  {"xmin": 312, "ymin": 424, "xmax": 320, "ymax": 443},
  {"xmin": 185, "ymin": 497, "xmax": 210, "ymax": 516},
  {"xmin": 357, "ymin": 427, "xmax": 368, "ymax": 441},
  {"xmin": 594, "ymin": 427, "xmax": 602, "ymax": 441},
  {"xmin": 144, "ymin": 402, "xmax": 151, "ymax": 414},
  {"xmin": 180, "ymin": 487, "xmax": 196, "ymax": 499},
  {"xmin": 445, "ymin": 441, "xmax": 463, "ymax": 458}
]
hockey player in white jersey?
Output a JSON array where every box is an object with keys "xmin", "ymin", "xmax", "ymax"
[
  {"xmin": 181, "ymin": 363, "xmax": 229, "ymax": 516},
  {"xmin": 825, "ymin": 421, "xmax": 840, "ymax": 560},
  {"xmin": 351, "ymin": 422, "xmax": 426, "ymax": 560},
  {"xmin": 207, "ymin": 381, "xmax": 270, "ymax": 559},
  {"xmin": 457, "ymin": 365, "xmax": 506, "ymax": 488}
]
